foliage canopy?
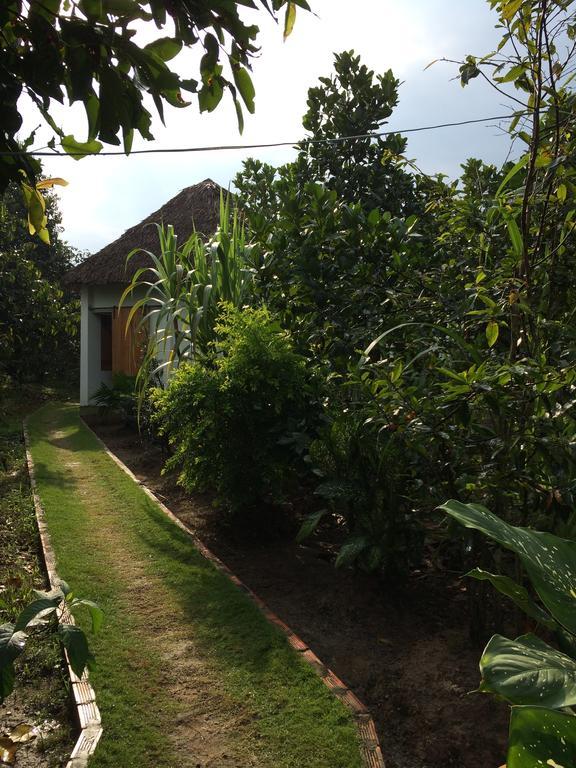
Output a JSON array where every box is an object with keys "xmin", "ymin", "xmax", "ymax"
[{"xmin": 0, "ymin": 0, "xmax": 308, "ymax": 200}]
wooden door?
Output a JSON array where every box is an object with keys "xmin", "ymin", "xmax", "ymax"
[{"xmin": 112, "ymin": 306, "xmax": 147, "ymax": 376}]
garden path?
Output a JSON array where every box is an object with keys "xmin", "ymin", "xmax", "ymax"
[{"xmin": 26, "ymin": 403, "xmax": 363, "ymax": 768}]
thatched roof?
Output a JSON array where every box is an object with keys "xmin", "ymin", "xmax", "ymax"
[{"xmin": 64, "ymin": 178, "xmax": 223, "ymax": 287}]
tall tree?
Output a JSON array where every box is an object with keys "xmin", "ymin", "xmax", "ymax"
[
  {"xmin": 0, "ymin": 178, "xmax": 79, "ymax": 384},
  {"xmin": 298, "ymin": 50, "xmax": 416, "ymax": 214}
]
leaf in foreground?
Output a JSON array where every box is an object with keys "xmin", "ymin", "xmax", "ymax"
[
  {"xmin": 9, "ymin": 724, "xmax": 36, "ymax": 743},
  {"xmin": 507, "ymin": 706, "xmax": 576, "ymax": 768},
  {"xmin": 439, "ymin": 500, "xmax": 576, "ymax": 634},
  {"xmin": 0, "ymin": 738, "xmax": 18, "ymax": 765},
  {"xmin": 480, "ymin": 633, "xmax": 576, "ymax": 708}
]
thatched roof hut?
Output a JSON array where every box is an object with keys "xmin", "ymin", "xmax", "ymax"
[{"xmin": 65, "ymin": 178, "xmax": 223, "ymax": 287}]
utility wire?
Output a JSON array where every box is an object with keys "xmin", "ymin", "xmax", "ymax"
[{"xmin": 1, "ymin": 112, "xmax": 529, "ymax": 158}]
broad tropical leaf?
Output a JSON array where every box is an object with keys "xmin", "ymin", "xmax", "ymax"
[
  {"xmin": 69, "ymin": 598, "xmax": 104, "ymax": 634},
  {"xmin": 508, "ymin": 706, "xmax": 576, "ymax": 768},
  {"xmin": 14, "ymin": 597, "xmax": 61, "ymax": 632},
  {"xmin": 480, "ymin": 634, "xmax": 576, "ymax": 708},
  {"xmin": 296, "ymin": 509, "xmax": 327, "ymax": 543},
  {"xmin": 467, "ymin": 569, "xmax": 555, "ymax": 628},
  {"xmin": 439, "ymin": 500, "xmax": 576, "ymax": 634},
  {"xmin": 335, "ymin": 537, "xmax": 368, "ymax": 568}
]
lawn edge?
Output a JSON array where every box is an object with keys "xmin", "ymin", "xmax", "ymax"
[
  {"xmin": 83, "ymin": 417, "xmax": 386, "ymax": 768},
  {"xmin": 23, "ymin": 415, "xmax": 103, "ymax": 768}
]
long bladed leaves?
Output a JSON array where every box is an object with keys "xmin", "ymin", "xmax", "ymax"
[{"xmin": 119, "ymin": 192, "xmax": 254, "ymax": 415}]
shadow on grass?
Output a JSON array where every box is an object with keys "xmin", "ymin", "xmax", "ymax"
[
  {"xmin": 135, "ymin": 502, "xmax": 303, "ymax": 680},
  {"xmin": 29, "ymin": 459, "xmax": 79, "ymax": 493},
  {"xmin": 28, "ymin": 403, "xmax": 102, "ymax": 454}
]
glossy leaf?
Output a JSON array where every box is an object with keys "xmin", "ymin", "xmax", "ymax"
[
  {"xmin": 233, "ymin": 67, "xmax": 256, "ymax": 113},
  {"xmin": 0, "ymin": 625, "xmax": 27, "ymax": 702},
  {"xmin": 502, "ymin": 0, "xmax": 523, "ymax": 22},
  {"xmin": 335, "ymin": 537, "xmax": 368, "ymax": 568},
  {"xmin": 439, "ymin": 500, "xmax": 576, "ymax": 635},
  {"xmin": 480, "ymin": 633, "xmax": 576, "ymax": 708},
  {"xmin": 486, "ymin": 320, "xmax": 499, "ymax": 348},
  {"xmin": 144, "ymin": 37, "xmax": 182, "ymax": 62},
  {"xmin": 35, "ymin": 177, "xmax": 68, "ymax": 190},
  {"xmin": 283, "ymin": 2, "xmax": 296, "ymax": 39},
  {"xmin": 70, "ymin": 598, "xmax": 104, "ymax": 634},
  {"xmin": 296, "ymin": 509, "xmax": 327, "ymax": 543},
  {"xmin": 61, "ymin": 135, "xmax": 103, "ymax": 160},
  {"xmin": 14, "ymin": 598, "xmax": 60, "ymax": 631},
  {"xmin": 58, "ymin": 624, "xmax": 92, "ymax": 678},
  {"xmin": 467, "ymin": 569, "xmax": 555, "ymax": 627},
  {"xmin": 507, "ymin": 706, "xmax": 576, "ymax": 768}
]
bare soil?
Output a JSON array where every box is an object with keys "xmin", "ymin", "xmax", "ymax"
[
  {"xmin": 90, "ymin": 419, "xmax": 509, "ymax": 768},
  {"xmin": 0, "ymin": 416, "xmax": 74, "ymax": 768}
]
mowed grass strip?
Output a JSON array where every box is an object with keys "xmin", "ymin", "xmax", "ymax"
[{"xmin": 27, "ymin": 403, "xmax": 363, "ymax": 768}]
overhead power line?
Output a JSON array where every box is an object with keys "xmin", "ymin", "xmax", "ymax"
[{"xmin": 1, "ymin": 112, "xmax": 528, "ymax": 158}]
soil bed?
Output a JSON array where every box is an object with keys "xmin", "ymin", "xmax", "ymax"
[
  {"xmin": 90, "ymin": 419, "xmax": 509, "ymax": 768},
  {"xmin": 0, "ymin": 393, "xmax": 74, "ymax": 768}
]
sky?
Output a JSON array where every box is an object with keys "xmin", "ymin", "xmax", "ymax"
[{"xmin": 20, "ymin": 0, "xmax": 517, "ymax": 254}]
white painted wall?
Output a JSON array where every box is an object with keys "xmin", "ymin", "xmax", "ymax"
[
  {"xmin": 79, "ymin": 283, "xmax": 169, "ymax": 406},
  {"xmin": 80, "ymin": 286, "xmax": 105, "ymax": 406}
]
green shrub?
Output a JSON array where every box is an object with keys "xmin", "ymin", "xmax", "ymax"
[
  {"xmin": 152, "ymin": 305, "xmax": 318, "ymax": 513},
  {"xmin": 301, "ymin": 402, "xmax": 424, "ymax": 580},
  {"xmin": 92, "ymin": 372, "xmax": 137, "ymax": 421}
]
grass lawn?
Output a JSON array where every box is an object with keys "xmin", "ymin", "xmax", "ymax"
[{"xmin": 27, "ymin": 402, "xmax": 363, "ymax": 768}]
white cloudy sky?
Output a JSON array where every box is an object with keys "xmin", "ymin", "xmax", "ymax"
[{"xmin": 21, "ymin": 0, "xmax": 516, "ymax": 254}]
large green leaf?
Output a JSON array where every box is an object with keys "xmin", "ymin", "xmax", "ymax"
[
  {"xmin": 283, "ymin": 1, "xmax": 296, "ymax": 39},
  {"xmin": 14, "ymin": 597, "xmax": 61, "ymax": 632},
  {"xmin": 70, "ymin": 598, "xmax": 104, "ymax": 634},
  {"xmin": 335, "ymin": 536, "xmax": 368, "ymax": 568},
  {"xmin": 58, "ymin": 624, "xmax": 92, "ymax": 677},
  {"xmin": 232, "ymin": 67, "xmax": 255, "ymax": 113},
  {"xmin": 480, "ymin": 633, "xmax": 576, "ymax": 708},
  {"xmin": 467, "ymin": 569, "xmax": 555, "ymax": 628},
  {"xmin": 0, "ymin": 624, "xmax": 27, "ymax": 667},
  {"xmin": 439, "ymin": 500, "xmax": 576, "ymax": 634},
  {"xmin": 144, "ymin": 37, "xmax": 182, "ymax": 62},
  {"xmin": 508, "ymin": 706, "xmax": 576, "ymax": 768},
  {"xmin": 61, "ymin": 135, "xmax": 103, "ymax": 160},
  {"xmin": 0, "ymin": 624, "xmax": 27, "ymax": 702},
  {"xmin": 296, "ymin": 509, "xmax": 327, "ymax": 543},
  {"xmin": 0, "ymin": 662, "xmax": 15, "ymax": 703}
]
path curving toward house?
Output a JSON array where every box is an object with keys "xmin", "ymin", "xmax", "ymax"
[{"xmin": 27, "ymin": 403, "xmax": 363, "ymax": 768}]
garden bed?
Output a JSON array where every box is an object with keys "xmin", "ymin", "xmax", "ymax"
[
  {"xmin": 90, "ymin": 418, "xmax": 509, "ymax": 768},
  {"xmin": 0, "ymin": 391, "xmax": 74, "ymax": 768}
]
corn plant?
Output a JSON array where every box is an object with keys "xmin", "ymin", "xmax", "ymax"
[
  {"xmin": 441, "ymin": 499, "xmax": 576, "ymax": 768},
  {"xmin": 119, "ymin": 193, "xmax": 254, "ymax": 407}
]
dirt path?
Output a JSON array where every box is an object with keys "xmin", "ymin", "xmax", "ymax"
[{"xmin": 28, "ymin": 405, "xmax": 362, "ymax": 768}]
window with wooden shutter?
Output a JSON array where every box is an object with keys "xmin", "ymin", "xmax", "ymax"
[{"xmin": 111, "ymin": 306, "xmax": 147, "ymax": 375}]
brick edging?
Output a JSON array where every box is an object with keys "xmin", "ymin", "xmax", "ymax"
[
  {"xmin": 85, "ymin": 420, "xmax": 385, "ymax": 768},
  {"xmin": 23, "ymin": 419, "xmax": 103, "ymax": 768}
]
